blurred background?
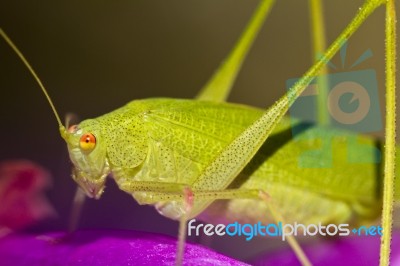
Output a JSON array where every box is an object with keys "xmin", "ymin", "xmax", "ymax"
[{"xmin": 0, "ymin": 0, "xmax": 398, "ymax": 262}]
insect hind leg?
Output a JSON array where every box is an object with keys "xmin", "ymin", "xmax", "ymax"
[
  {"xmin": 190, "ymin": 188, "xmax": 312, "ymax": 266},
  {"xmin": 259, "ymin": 191, "xmax": 312, "ymax": 266},
  {"xmin": 189, "ymin": 189, "xmax": 311, "ymax": 266}
]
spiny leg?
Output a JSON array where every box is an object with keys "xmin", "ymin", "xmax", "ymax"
[{"xmin": 258, "ymin": 192, "xmax": 312, "ymax": 266}]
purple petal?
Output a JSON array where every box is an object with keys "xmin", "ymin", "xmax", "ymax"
[
  {"xmin": 0, "ymin": 230, "xmax": 248, "ymax": 266},
  {"xmin": 251, "ymin": 230, "xmax": 400, "ymax": 266}
]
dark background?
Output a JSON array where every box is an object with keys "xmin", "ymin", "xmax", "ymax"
[{"xmin": 0, "ymin": 0, "xmax": 397, "ymax": 261}]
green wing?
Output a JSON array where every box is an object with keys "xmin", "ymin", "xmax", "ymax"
[
  {"xmin": 129, "ymin": 98, "xmax": 383, "ymax": 224},
  {"xmin": 139, "ymin": 99, "xmax": 379, "ymax": 214}
]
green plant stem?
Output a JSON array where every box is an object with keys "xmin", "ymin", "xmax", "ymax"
[
  {"xmin": 309, "ymin": 0, "xmax": 329, "ymax": 126},
  {"xmin": 380, "ymin": 0, "xmax": 397, "ymax": 265}
]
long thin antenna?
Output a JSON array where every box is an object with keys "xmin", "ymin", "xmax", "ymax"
[{"xmin": 0, "ymin": 28, "xmax": 63, "ymax": 128}]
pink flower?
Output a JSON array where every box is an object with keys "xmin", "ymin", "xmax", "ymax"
[{"xmin": 0, "ymin": 160, "xmax": 55, "ymax": 233}]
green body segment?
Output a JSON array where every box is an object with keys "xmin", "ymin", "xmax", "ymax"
[{"xmin": 78, "ymin": 98, "xmax": 385, "ymax": 225}]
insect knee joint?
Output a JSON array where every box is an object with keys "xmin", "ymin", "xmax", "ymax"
[{"xmin": 183, "ymin": 186, "xmax": 194, "ymax": 212}]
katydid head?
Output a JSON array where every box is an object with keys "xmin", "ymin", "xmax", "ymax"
[
  {"xmin": 0, "ymin": 29, "xmax": 111, "ymax": 199},
  {"xmin": 63, "ymin": 121, "xmax": 110, "ymax": 199}
]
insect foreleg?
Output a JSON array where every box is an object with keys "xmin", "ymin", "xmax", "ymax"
[
  {"xmin": 119, "ymin": 180, "xmax": 266, "ymax": 205},
  {"xmin": 68, "ymin": 187, "xmax": 86, "ymax": 233},
  {"xmin": 118, "ymin": 180, "xmax": 190, "ymax": 204}
]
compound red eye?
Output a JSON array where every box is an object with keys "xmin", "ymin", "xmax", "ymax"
[{"xmin": 79, "ymin": 133, "xmax": 96, "ymax": 153}]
